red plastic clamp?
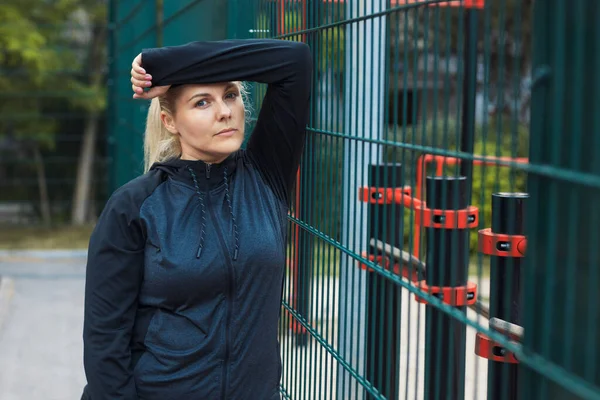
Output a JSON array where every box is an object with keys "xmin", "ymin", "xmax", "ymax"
[
  {"xmin": 414, "ymin": 205, "xmax": 479, "ymax": 229},
  {"xmin": 414, "ymin": 280, "xmax": 477, "ymax": 306},
  {"xmin": 478, "ymin": 228, "xmax": 527, "ymax": 257}
]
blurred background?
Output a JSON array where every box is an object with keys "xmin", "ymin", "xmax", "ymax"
[
  {"xmin": 0, "ymin": 1, "xmax": 107, "ymax": 248},
  {"xmin": 0, "ymin": 1, "xmax": 599, "ymax": 400}
]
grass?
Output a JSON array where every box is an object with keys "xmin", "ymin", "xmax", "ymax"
[{"xmin": 0, "ymin": 224, "xmax": 95, "ymax": 250}]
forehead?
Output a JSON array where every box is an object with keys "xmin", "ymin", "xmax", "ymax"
[{"xmin": 178, "ymin": 82, "xmax": 237, "ymax": 97}]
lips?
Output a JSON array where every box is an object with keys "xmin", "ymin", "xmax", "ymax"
[{"xmin": 216, "ymin": 128, "xmax": 237, "ymax": 136}]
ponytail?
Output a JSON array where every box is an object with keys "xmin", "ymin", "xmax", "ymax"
[{"xmin": 143, "ymin": 96, "xmax": 181, "ymax": 173}]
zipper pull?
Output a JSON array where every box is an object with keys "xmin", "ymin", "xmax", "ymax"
[{"xmin": 205, "ymin": 164, "xmax": 211, "ymax": 179}]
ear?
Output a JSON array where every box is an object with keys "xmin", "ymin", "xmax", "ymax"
[{"xmin": 160, "ymin": 111, "xmax": 178, "ymax": 134}]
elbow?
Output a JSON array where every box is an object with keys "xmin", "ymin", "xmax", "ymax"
[
  {"xmin": 291, "ymin": 41, "xmax": 313, "ymax": 68},
  {"xmin": 288, "ymin": 41, "xmax": 313, "ymax": 89}
]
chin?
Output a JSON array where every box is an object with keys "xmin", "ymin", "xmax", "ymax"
[{"xmin": 215, "ymin": 136, "xmax": 244, "ymax": 155}]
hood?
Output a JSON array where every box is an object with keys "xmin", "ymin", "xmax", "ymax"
[
  {"xmin": 149, "ymin": 152, "xmax": 238, "ymax": 191},
  {"xmin": 149, "ymin": 152, "xmax": 240, "ymax": 261}
]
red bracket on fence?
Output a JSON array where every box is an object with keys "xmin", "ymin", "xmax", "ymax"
[
  {"xmin": 394, "ymin": 0, "xmax": 484, "ymax": 9},
  {"xmin": 414, "ymin": 280, "xmax": 477, "ymax": 306},
  {"xmin": 475, "ymin": 318, "xmax": 522, "ymax": 363},
  {"xmin": 358, "ymin": 186, "xmax": 412, "ymax": 205},
  {"xmin": 414, "ymin": 205, "xmax": 479, "ymax": 229},
  {"xmin": 475, "ymin": 333, "xmax": 519, "ymax": 363},
  {"xmin": 358, "ymin": 252, "xmax": 420, "ymax": 282},
  {"xmin": 478, "ymin": 228, "xmax": 527, "ymax": 257}
]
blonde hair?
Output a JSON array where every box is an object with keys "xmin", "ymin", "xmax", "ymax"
[{"xmin": 143, "ymin": 82, "xmax": 251, "ymax": 173}]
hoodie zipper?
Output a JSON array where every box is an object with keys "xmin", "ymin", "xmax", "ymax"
[
  {"xmin": 205, "ymin": 163, "xmax": 211, "ymax": 179},
  {"xmin": 204, "ymin": 186, "xmax": 234, "ymax": 400}
]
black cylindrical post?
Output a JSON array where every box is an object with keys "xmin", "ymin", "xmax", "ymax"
[
  {"xmin": 365, "ymin": 163, "xmax": 403, "ymax": 400},
  {"xmin": 487, "ymin": 192, "xmax": 528, "ymax": 400},
  {"xmin": 424, "ymin": 176, "xmax": 469, "ymax": 400},
  {"xmin": 459, "ymin": 8, "xmax": 479, "ymax": 202}
]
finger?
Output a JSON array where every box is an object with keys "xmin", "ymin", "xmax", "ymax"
[
  {"xmin": 130, "ymin": 68, "xmax": 152, "ymax": 82},
  {"xmin": 131, "ymin": 84, "xmax": 144, "ymax": 95},
  {"xmin": 146, "ymin": 87, "xmax": 167, "ymax": 98},
  {"xmin": 133, "ymin": 90, "xmax": 153, "ymax": 100},
  {"xmin": 130, "ymin": 68, "xmax": 146, "ymax": 81},
  {"xmin": 132, "ymin": 53, "xmax": 145, "ymax": 74},
  {"xmin": 131, "ymin": 76, "xmax": 152, "ymax": 88}
]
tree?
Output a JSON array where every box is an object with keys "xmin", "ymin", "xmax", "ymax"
[
  {"xmin": 0, "ymin": 0, "xmax": 107, "ymax": 226},
  {"xmin": 70, "ymin": 2, "xmax": 107, "ymax": 225},
  {"xmin": 0, "ymin": 0, "xmax": 81, "ymax": 226}
]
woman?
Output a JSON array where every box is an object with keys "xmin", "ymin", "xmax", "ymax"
[{"xmin": 82, "ymin": 38, "xmax": 312, "ymax": 399}]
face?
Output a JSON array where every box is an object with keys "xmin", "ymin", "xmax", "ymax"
[{"xmin": 161, "ymin": 82, "xmax": 245, "ymax": 164}]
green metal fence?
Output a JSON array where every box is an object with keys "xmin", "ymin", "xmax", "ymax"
[{"xmin": 108, "ymin": 0, "xmax": 600, "ymax": 399}]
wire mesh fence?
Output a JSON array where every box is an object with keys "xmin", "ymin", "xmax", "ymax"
[{"xmin": 104, "ymin": 1, "xmax": 600, "ymax": 399}]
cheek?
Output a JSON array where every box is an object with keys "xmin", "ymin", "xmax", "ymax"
[
  {"xmin": 177, "ymin": 112, "xmax": 211, "ymax": 139},
  {"xmin": 235, "ymin": 104, "xmax": 246, "ymax": 125}
]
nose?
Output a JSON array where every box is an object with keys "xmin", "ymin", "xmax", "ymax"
[{"xmin": 216, "ymin": 100, "xmax": 232, "ymax": 120}]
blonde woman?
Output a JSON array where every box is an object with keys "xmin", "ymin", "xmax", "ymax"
[{"xmin": 82, "ymin": 39, "xmax": 312, "ymax": 399}]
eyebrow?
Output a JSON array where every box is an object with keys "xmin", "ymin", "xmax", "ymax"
[{"xmin": 187, "ymin": 83, "xmax": 238, "ymax": 103}]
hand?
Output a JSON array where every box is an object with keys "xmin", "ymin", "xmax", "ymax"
[{"xmin": 130, "ymin": 53, "xmax": 170, "ymax": 99}]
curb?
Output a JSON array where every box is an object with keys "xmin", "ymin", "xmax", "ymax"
[
  {"xmin": 0, "ymin": 277, "xmax": 15, "ymax": 333},
  {"xmin": 0, "ymin": 249, "xmax": 88, "ymax": 259}
]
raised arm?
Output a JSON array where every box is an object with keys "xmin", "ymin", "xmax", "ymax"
[
  {"xmin": 83, "ymin": 190, "xmax": 145, "ymax": 399},
  {"xmin": 141, "ymin": 39, "xmax": 313, "ymax": 204}
]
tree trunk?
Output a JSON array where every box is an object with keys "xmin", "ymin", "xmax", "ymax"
[
  {"xmin": 33, "ymin": 145, "xmax": 51, "ymax": 226},
  {"xmin": 71, "ymin": 113, "xmax": 98, "ymax": 225},
  {"xmin": 71, "ymin": 21, "xmax": 105, "ymax": 225}
]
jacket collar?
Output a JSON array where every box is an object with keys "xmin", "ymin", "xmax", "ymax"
[{"xmin": 150, "ymin": 152, "xmax": 238, "ymax": 191}]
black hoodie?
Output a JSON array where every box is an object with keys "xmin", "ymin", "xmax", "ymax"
[{"xmin": 82, "ymin": 39, "xmax": 312, "ymax": 400}]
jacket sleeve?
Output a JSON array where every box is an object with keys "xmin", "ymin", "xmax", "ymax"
[
  {"xmin": 83, "ymin": 188, "xmax": 145, "ymax": 399},
  {"xmin": 142, "ymin": 39, "xmax": 313, "ymax": 204}
]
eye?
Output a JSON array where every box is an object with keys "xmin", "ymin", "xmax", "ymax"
[
  {"xmin": 225, "ymin": 92, "xmax": 238, "ymax": 100},
  {"xmin": 195, "ymin": 99, "xmax": 208, "ymax": 108}
]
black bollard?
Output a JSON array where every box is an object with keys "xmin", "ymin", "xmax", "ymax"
[
  {"xmin": 364, "ymin": 163, "xmax": 404, "ymax": 400},
  {"xmin": 420, "ymin": 176, "xmax": 476, "ymax": 400},
  {"xmin": 486, "ymin": 192, "xmax": 528, "ymax": 399}
]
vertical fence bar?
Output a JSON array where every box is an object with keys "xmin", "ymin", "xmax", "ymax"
[
  {"xmin": 106, "ymin": 0, "xmax": 117, "ymax": 194},
  {"xmin": 338, "ymin": 0, "xmax": 386, "ymax": 398},
  {"xmin": 155, "ymin": 0, "xmax": 163, "ymax": 47},
  {"xmin": 294, "ymin": 0, "xmax": 316, "ymax": 348},
  {"xmin": 364, "ymin": 163, "xmax": 403, "ymax": 400},
  {"xmin": 459, "ymin": 6, "xmax": 479, "ymax": 202}
]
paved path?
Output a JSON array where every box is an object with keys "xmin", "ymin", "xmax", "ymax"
[
  {"xmin": 0, "ymin": 251, "xmax": 491, "ymax": 400},
  {"xmin": 0, "ymin": 251, "xmax": 87, "ymax": 400}
]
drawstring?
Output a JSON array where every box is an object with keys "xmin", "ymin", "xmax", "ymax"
[
  {"xmin": 187, "ymin": 165, "xmax": 239, "ymax": 261},
  {"xmin": 223, "ymin": 167, "xmax": 240, "ymax": 261},
  {"xmin": 187, "ymin": 167, "xmax": 207, "ymax": 259}
]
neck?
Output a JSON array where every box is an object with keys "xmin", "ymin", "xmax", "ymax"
[{"xmin": 180, "ymin": 152, "xmax": 228, "ymax": 165}]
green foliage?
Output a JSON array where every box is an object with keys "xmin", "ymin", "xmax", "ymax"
[
  {"xmin": 0, "ymin": 0, "xmax": 106, "ymax": 150},
  {"xmin": 468, "ymin": 139, "xmax": 527, "ymax": 250}
]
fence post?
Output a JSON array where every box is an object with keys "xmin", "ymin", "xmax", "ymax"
[
  {"xmin": 475, "ymin": 192, "xmax": 528, "ymax": 399},
  {"xmin": 363, "ymin": 163, "xmax": 403, "ymax": 400},
  {"xmin": 337, "ymin": 0, "xmax": 387, "ymax": 398},
  {"xmin": 522, "ymin": 0, "xmax": 600, "ymax": 398},
  {"xmin": 417, "ymin": 176, "xmax": 477, "ymax": 400}
]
